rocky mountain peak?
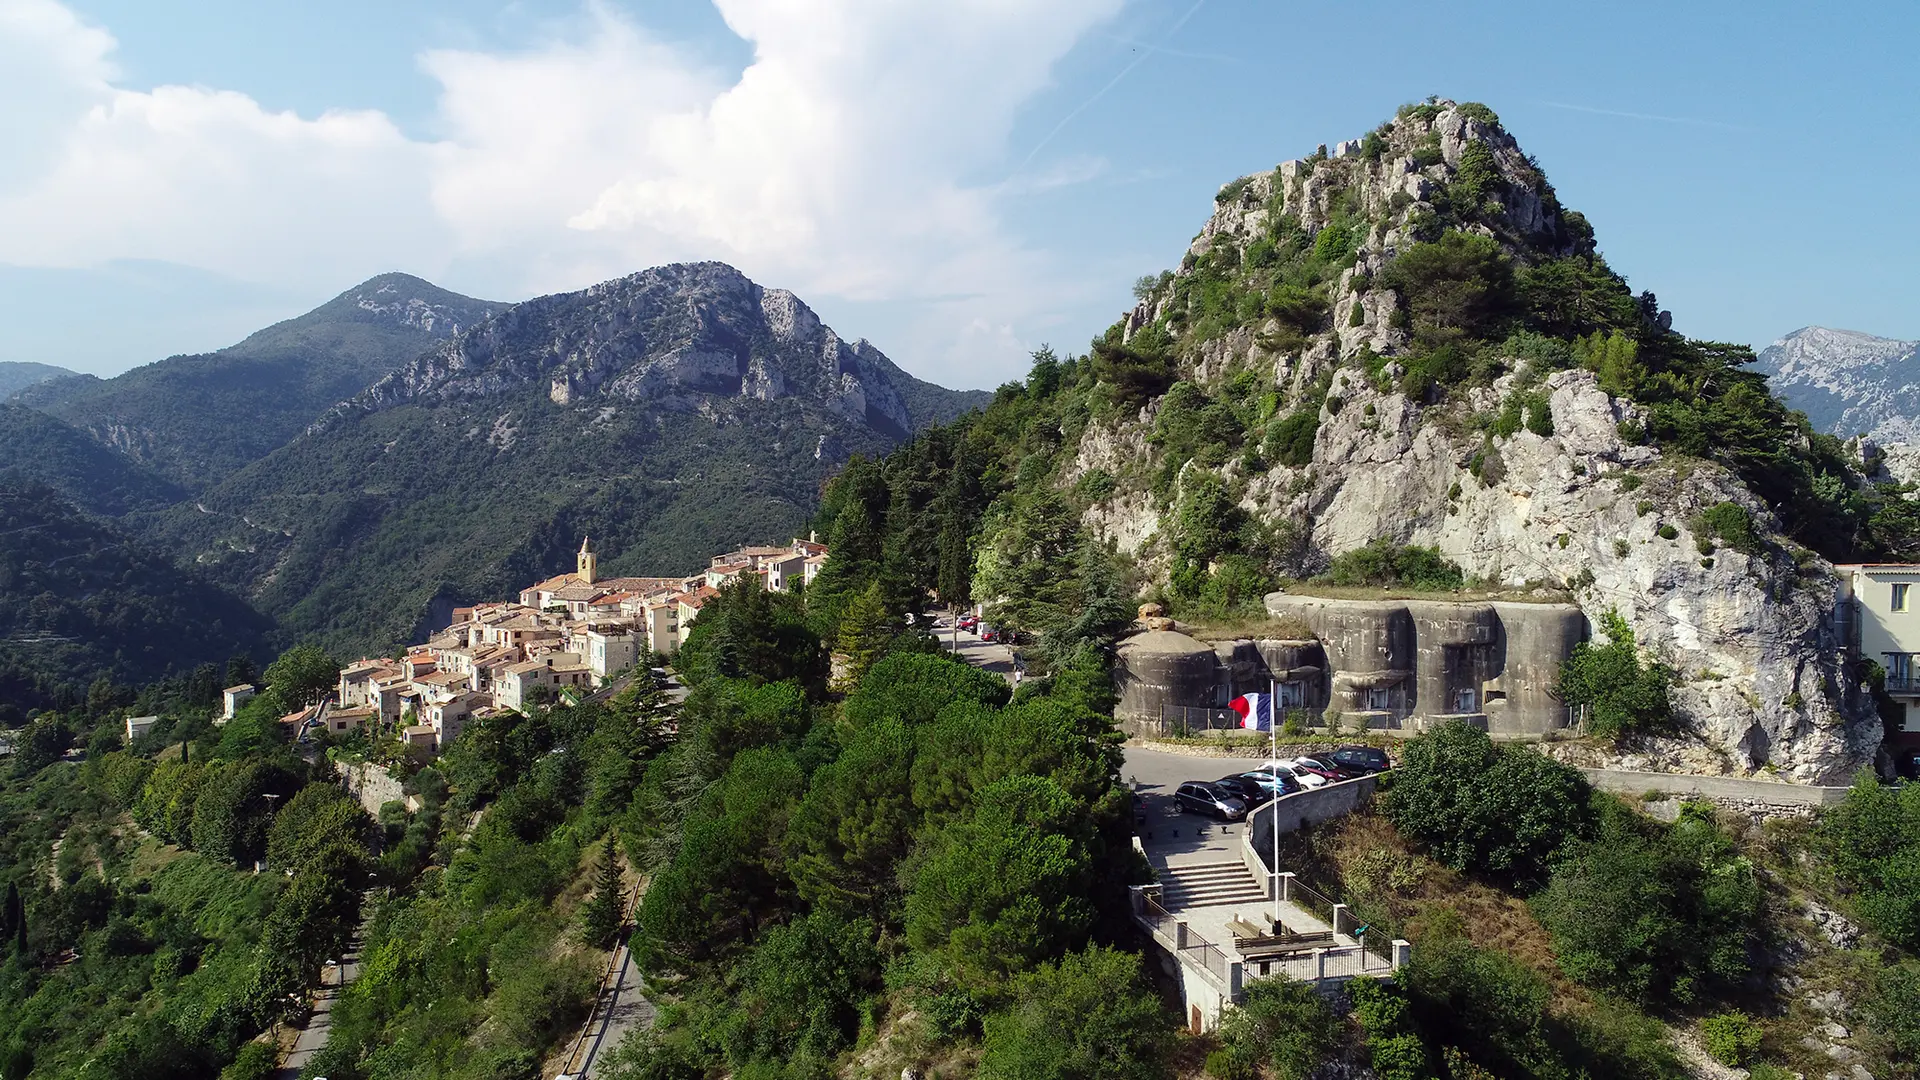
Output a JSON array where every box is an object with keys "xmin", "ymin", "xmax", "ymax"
[
  {"xmin": 328, "ymin": 261, "xmax": 978, "ymax": 440},
  {"xmin": 1753, "ymin": 326, "xmax": 1920, "ymax": 442},
  {"xmin": 1071, "ymin": 100, "xmax": 1876, "ymax": 781}
]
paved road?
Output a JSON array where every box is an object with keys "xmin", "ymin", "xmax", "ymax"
[
  {"xmin": 1123, "ymin": 745, "xmax": 1261, "ymax": 869},
  {"xmin": 924, "ymin": 615, "xmax": 1019, "ymax": 686},
  {"xmin": 276, "ymin": 943, "xmax": 361, "ymax": 1078},
  {"xmin": 568, "ymin": 940, "xmax": 656, "ymax": 1077}
]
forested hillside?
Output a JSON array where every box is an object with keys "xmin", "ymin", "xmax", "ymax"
[
  {"xmin": 0, "ymin": 475, "xmax": 271, "ymax": 717},
  {"xmin": 12, "ymin": 274, "xmax": 504, "ymax": 492},
  {"xmin": 0, "ymin": 405, "xmax": 184, "ymax": 516},
  {"xmin": 151, "ymin": 263, "xmax": 987, "ymax": 655},
  {"xmin": 0, "ymin": 362, "xmax": 74, "ymax": 401}
]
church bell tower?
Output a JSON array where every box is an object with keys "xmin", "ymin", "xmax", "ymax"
[{"xmin": 577, "ymin": 537, "xmax": 597, "ymax": 585}]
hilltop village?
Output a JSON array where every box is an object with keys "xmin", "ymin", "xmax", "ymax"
[{"xmin": 273, "ymin": 536, "xmax": 827, "ymax": 754}]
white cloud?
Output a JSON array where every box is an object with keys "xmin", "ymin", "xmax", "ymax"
[{"xmin": 0, "ymin": 0, "xmax": 1129, "ymax": 384}]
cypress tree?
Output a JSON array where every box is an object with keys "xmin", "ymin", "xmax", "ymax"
[{"xmin": 580, "ymin": 833, "xmax": 625, "ymax": 949}]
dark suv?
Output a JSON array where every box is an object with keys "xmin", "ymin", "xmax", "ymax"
[
  {"xmin": 1327, "ymin": 745, "xmax": 1392, "ymax": 776},
  {"xmin": 1223, "ymin": 771, "xmax": 1299, "ymax": 800},
  {"xmin": 1174, "ymin": 781, "xmax": 1248, "ymax": 820}
]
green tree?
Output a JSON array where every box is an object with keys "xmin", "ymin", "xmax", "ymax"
[
  {"xmin": 833, "ymin": 581, "xmax": 897, "ymax": 692},
  {"xmin": 579, "ymin": 832, "xmax": 627, "ymax": 949},
  {"xmin": 676, "ymin": 579, "xmax": 827, "ymax": 695},
  {"xmin": 1214, "ymin": 976, "xmax": 1341, "ymax": 1080},
  {"xmin": 1557, "ymin": 609, "xmax": 1674, "ymax": 741},
  {"xmin": 262, "ymin": 643, "xmax": 341, "ymax": 709},
  {"xmin": 789, "ymin": 719, "xmax": 917, "ymax": 917},
  {"xmin": 978, "ymin": 946, "xmax": 1171, "ymax": 1080},
  {"xmin": 265, "ymin": 783, "xmax": 372, "ymax": 871},
  {"xmin": 904, "ymin": 775, "xmax": 1096, "ymax": 989},
  {"xmin": 1531, "ymin": 802, "xmax": 1760, "ymax": 1005},
  {"xmin": 715, "ymin": 910, "xmax": 880, "ymax": 1069},
  {"xmin": 1381, "ymin": 721, "xmax": 1594, "ymax": 885},
  {"xmin": 1379, "ymin": 230, "xmax": 1517, "ymax": 348}
]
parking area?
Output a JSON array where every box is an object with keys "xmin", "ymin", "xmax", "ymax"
[{"xmin": 1123, "ymin": 745, "xmax": 1250, "ymax": 869}]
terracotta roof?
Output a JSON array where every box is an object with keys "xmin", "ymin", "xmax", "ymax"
[
  {"xmin": 528, "ymin": 572, "xmax": 583, "ymax": 593},
  {"xmin": 599, "ymin": 576, "xmax": 686, "ymax": 594},
  {"xmin": 505, "ymin": 659, "xmax": 549, "ymax": 675}
]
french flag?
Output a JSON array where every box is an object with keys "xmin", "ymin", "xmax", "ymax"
[{"xmin": 1228, "ymin": 692, "xmax": 1272, "ymax": 731}]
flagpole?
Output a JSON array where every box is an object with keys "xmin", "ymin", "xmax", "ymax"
[{"xmin": 1270, "ymin": 675, "xmax": 1280, "ymax": 929}]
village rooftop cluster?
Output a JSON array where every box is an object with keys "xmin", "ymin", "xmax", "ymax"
[{"xmin": 238, "ymin": 536, "xmax": 827, "ymax": 755}]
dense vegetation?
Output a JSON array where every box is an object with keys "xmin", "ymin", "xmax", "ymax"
[
  {"xmin": 0, "ymin": 475, "xmax": 272, "ymax": 718},
  {"xmin": 0, "ymin": 405, "xmax": 184, "ymax": 516},
  {"xmin": 0, "ymin": 652, "xmax": 372, "ymax": 1079},
  {"xmin": 12, "ymin": 274, "xmax": 504, "ymax": 492},
  {"xmin": 603, "ymin": 581, "xmax": 1155, "ymax": 1079}
]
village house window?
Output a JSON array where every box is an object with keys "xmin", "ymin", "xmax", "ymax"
[
  {"xmin": 1366, "ymin": 687, "xmax": 1391, "ymax": 711},
  {"xmin": 1896, "ymin": 583, "xmax": 1912, "ymax": 612}
]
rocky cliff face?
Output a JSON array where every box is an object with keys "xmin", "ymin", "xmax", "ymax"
[
  {"xmin": 1754, "ymin": 326, "xmax": 1920, "ymax": 442},
  {"xmin": 1074, "ymin": 101, "xmax": 1876, "ymax": 782},
  {"xmin": 325, "ymin": 262, "xmax": 984, "ymax": 440}
]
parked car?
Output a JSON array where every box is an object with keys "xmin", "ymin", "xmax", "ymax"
[
  {"xmin": 1174, "ymin": 781, "xmax": 1248, "ymax": 820},
  {"xmin": 978, "ymin": 625, "xmax": 997, "ymax": 642},
  {"xmin": 1328, "ymin": 744, "xmax": 1392, "ymax": 775},
  {"xmin": 1226, "ymin": 770, "xmax": 1300, "ymax": 799},
  {"xmin": 1258, "ymin": 758, "xmax": 1329, "ymax": 789},
  {"xmin": 1289, "ymin": 755, "xmax": 1346, "ymax": 782},
  {"xmin": 958, "ymin": 615, "xmax": 979, "ymax": 631}
]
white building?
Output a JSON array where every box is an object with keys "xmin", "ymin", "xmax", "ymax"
[
  {"xmin": 221, "ymin": 684, "xmax": 256, "ymax": 720},
  {"xmin": 125, "ymin": 715, "xmax": 159, "ymax": 741},
  {"xmin": 1838, "ymin": 562, "xmax": 1920, "ymax": 749}
]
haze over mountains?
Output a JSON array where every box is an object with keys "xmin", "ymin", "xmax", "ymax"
[
  {"xmin": 1, "ymin": 263, "xmax": 987, "ymax": 703},
  {"xmin": 1753, "ymin": 326, "xmax": 1920, "ymax": 443}
]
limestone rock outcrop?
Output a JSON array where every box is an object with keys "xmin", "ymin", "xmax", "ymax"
[{"xmin": 1082, "ymin": 101, "xmax": 1878, "ymax": 781}]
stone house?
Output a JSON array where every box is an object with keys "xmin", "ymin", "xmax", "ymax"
[{"xmin": 221, "ymin": 684, "xmax": 256, "ymax": 720}]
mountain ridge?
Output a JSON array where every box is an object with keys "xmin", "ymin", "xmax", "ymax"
[
  {"xmin": 12, "ymin": 273, "xmax": 507, "ymax": 491},
  {"xmin": 150, "ymin": 262, "xmax": 988, "ymax": 653},
  {"xmin": 0, "ymin": 361, "xmax": 76, "ymax": 401},
  {"xmin": 1752, "ymin": 325, "xmax": 1920, "ymax": 442}
]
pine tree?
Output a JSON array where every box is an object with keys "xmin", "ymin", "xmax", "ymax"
[
  {"xmin": 580, "ymin": 833, "xmax": 626, "ymax": 949},
  {"xmin": 833, "ymin": 581, "xmax": 895, "ymax": 692}
]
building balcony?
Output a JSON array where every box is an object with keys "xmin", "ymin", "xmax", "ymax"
[{"xmin": 1885, "ymin": 676, "xmax": 1920, "ymax": 695}]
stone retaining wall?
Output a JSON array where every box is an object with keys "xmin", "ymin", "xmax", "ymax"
[
  {"xmin": 341, "ymin": 761, "xmax": 414, "ymax": 816},
  {"xmin": 1583, "ymin": 768, "xmax": 1848, "ymax": 819}
]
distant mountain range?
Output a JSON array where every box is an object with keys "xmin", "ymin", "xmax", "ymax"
[
  {"xmin": 1, "ymin": 262, "xmax": 989, "ymax": 677},
  {"xmin": 12, "ymin": 274, "xmax": 506, "ymax": 492},
  {"xmin": 0, "ymin": 361, "xmax": 76, "ymax": 400},
  {"xmin": 152, "ymin": 262, "xmax": 988, "ymax": 652},
  {"xmin": 1753, "ymin": 327, "xmax": 1920, "ymax": 443}
]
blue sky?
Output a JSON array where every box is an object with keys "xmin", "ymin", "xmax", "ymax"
[{"xmin": 2, "ymin": 0, "xmax": 1915, "ymax": 388}]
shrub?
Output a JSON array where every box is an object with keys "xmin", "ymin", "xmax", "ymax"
[
  {"xmin": 1215, "ymin": 977, "xmax": 1340, "ymax": 1080},
  {"xmin": 1656, "ymin": 524, "xmax": 1679, "ymax": 541},
  {"xmin": 978, "ymin": 946, "xmax": 1172, "ymax": 1080},
  {"xmin": 1701, "ymin": 501, "xmax": 1762, "ymax": 556},
  {"xmin": 1612, "ymin": 539, "xmax": 1630, "ymax": 557},
  {"xmin": 1381, "ymin": 721, "xmax": 1594, "ymax": 885},
  {"xmin": 1265, "ymin": 409, "xmax": 1320, "ymax": 468},
  {"xmin": 1327, "ymin": 538, "xmax": 1465, "ymax": 592},
  {"xmin": 1818, "ymin": 776, "xmax": 1920, "ymax": 949},
  {"xmin": 1457, "ymin": 102, "xmax": 1501, "ymax": 127},
  {"xmin": 1619, "ymin": 473, "xmax": 1642, "ymax": 492},
  {"xmin": 1866, "ymin": 960, "xmax": 1920, "ymax": 1064},
  {"xmin": 1349, "ymin": 301, "xmax": 1365, "ymax": 327},
  {"xmin": 1532, "ymin": 802, "xmax": 1761, "ymax": 1006},
  {"xmin": 1379, "ymin": 232, "xmax": 1516, "ymax": 349},
  {"xmin": 1556, "ymin": 609, "xmax": 1674, "ymax": 742},
  {"xmin": 1267, "ymin": 284, "xmax": 1328, "ymax": 334},
  {"xmin": 1700, "ymin": 1012, "xmax": 1763, "ymax": 1067}
]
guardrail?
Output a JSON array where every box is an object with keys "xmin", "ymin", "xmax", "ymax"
[
  {"xmin": 1180, "ymin": 935, "xmax": 1231, "ymax": 983},
  {"xmin": 1154, "ymin": 704, "xmax": 1325, "ymax": 736}
]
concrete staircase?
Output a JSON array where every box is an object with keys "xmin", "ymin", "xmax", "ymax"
[{"xmin": 1160, "ymin": 861, "xmax": 1268, "ymax": 909}]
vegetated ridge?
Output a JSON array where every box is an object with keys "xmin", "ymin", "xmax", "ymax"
[
  {"xmin": 0, "ymin": 361, "xmax": 75, "ymax": 401},
  {"xmin": 11, "ymin": 273, "xmax": 506, "ymax": 491},
  {"xmin": 0, "ymin": 404, "xmax": 185, "ymax": 517},
  {"xmin": 152, "ymin": 262, "xmax": 989, "ymax": 654},
  {"xmin": 846, "ymin": 100, "xmax": 1913, "ymax": 782},
  {"xmin": 1753, "ymin": 326, "xmax": 1920, "ymax": 444},
  {"xmin": 0, "ymin": 473, "xmax": 272, "ymax": 717}
]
